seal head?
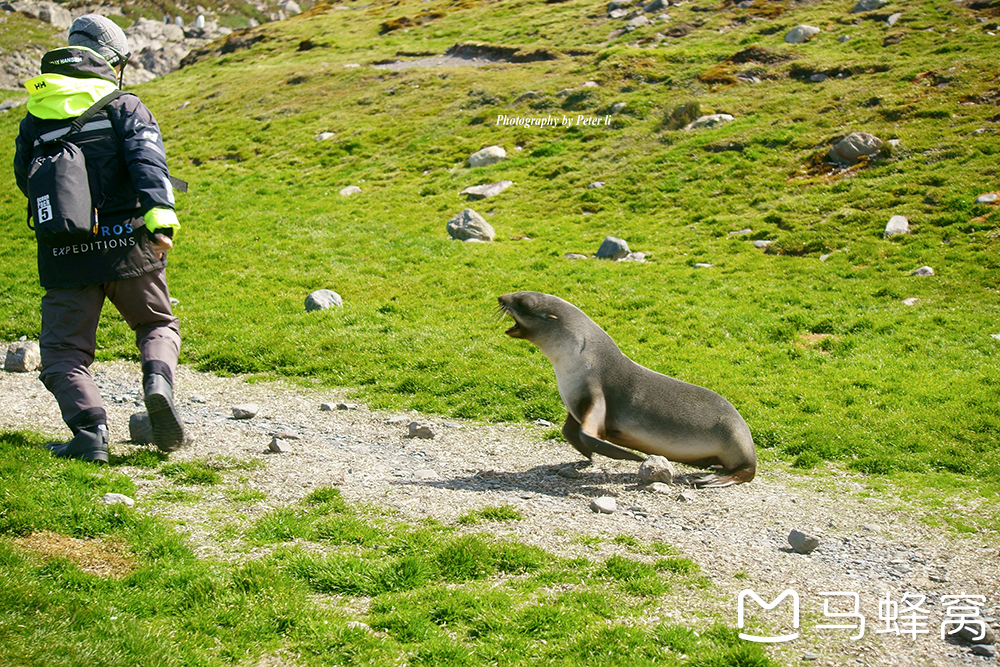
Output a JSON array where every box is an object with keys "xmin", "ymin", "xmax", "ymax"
[{"xmin": 499, "ymin": 291, "xmax": 756, "ymax": 487}]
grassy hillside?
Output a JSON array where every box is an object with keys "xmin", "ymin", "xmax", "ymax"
[{"xmin": 2, "ymin": 0, "xmax": 999, "ymax": 486}]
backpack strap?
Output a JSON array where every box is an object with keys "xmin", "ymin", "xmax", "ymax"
[{"xmin": 67, "ymin": 89, "xmax": 125, "ymax": 135}]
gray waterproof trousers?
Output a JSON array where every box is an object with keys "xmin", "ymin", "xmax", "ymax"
[{"xmin": 39, "ymin": 269, "xmax": 180, "ymax": 433}]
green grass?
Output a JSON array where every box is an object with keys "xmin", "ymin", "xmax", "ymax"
[
  {"xmin": 5, "ymin": 0, "xmax": 998, "ymax": 491},
  {"xmin": 0, "ymin": 431, "xmax": 774, "ymax": 666},
  {"xmin": 458, "ymin": 503, "xmax": 524, "ymax": 524}
]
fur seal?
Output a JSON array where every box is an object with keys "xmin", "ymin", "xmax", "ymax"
[{"xmin": 498, "ymin": 291, "xmax": 756, "ymax": 487}]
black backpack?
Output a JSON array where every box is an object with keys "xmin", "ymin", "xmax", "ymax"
[{"xmin": 26, "ymin": 90, "xmax": 124, "ymax": 247}]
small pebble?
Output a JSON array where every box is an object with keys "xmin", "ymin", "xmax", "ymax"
[
  {"xmin": 232, "ymin": 404, "xmax": 259, "ymax": 419},
  {"xmin": 102, "ymin": 493, "xmax": 135, "ymax": 507},
  {"xmin": 590, "ymin": 496, "xmax": 617, "ymax": 514}
]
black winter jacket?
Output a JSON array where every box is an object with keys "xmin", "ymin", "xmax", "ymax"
[{"xmin": 13, "ymin": 47, "xmax": 176, "ymax": 289}]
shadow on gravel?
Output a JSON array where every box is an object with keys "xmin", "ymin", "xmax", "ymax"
[{"xmin": 393, "ymin": 462, "xmax": 647, "ymax": 498}]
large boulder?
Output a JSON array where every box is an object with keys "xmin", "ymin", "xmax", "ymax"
[
  {"xmin": 305, "ymin": 289, "xmax": 343, "ymax": 311},
  {"xmin": 785, "ymin": 25, "xmax": 821, "ymax": 44},
  {"xmin": 828, "ymin": 132, "xmax": 884, "ymax": 165},
  {"xmin": 467, "ymin": 146, "xmax": 506, "ymax": 168},
  {"xmin": 447, "ymin": 209, "xmax": 495, "ymax": 242},
  {"xmin": 4, "ymin": 340, "xmax": 41, "ymax": 372}
]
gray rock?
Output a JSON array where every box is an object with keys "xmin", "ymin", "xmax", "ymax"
[
  {"xmin": 408, "ymin": 421, "xmax": 435, "ymax": 439},
  {"xmin": 838, "ymin": 35, "xmax": 851, "ymax": 42},
  {"xmin": 644, "ymin": 0, "xmax": 668, "ymax": 11},
  {"xmin": 339, "ymin": 185, "xmax": 362, "ymax": 196},
  {"xmin": 564, "ymin": 253, "xmax": 589, "ymax": 260},
  {"xmin": 386, "ymin": 415, "xmax": 410, "ymax": 424},
  {"xmin": 976, "ymin": 193, "xmax": 998, "ymax": 204},
  {"xmin": 911, "ymin": 266, "xmax": 935, "ymax": 277},
  {"xmin": 129, "ymin": 412, "xmax": 154, "ymax": 444},
  {"xmin": 852, "ymin": 0, "xmax": 887, "ymax": 12},
  {"xmin": 588, "ymin": 181, "xmax": 605, "ymax": 189},
  {"xmin": 626, "ymin": 15, "xmax": 650, "ymax": 30},
  {"xmin": 272, "ymin": 430, "xmax": 301, "ymax": 440},
  {"xmin": 232, "ymin": 404, "xmax": 259, "ymax": 419},
  {"xmin": 886, "ymin": 12, "xmax": 902, "ymax": 26},
  {"xmin": 268, "ymin": 437, "xmax": 289, "ymax": 453},
  {"xmin": 590, "ymin": 496, "xmax": 617, "ymax": 514},
  {"xmin": 785, "ymin": 25, "xmax": 821, "ymax": 44},
  {"xmin": 638, "ymin": 455, "xmax": 675, "ymax": 484},
  {"xmin": 861, "ymin": 523, "xmax": 879, "ymax": 532},
  {"xmin": 971, "ymin": 645, "xmax": 997, "ymax": 658},
  {"xmin": 514, "ymin": 91, "xmax": 543, "ymax": 103},
  {"xmin": 677, "ymin": 490, "xmax": 697, "ymax": 502},
  {"xmin": 316, "ymin": 132, "xmax": 335, "ymax": 141},
  {"xmin": 581, "ymin": 81, "xmax": 599, "ymax": 88},
  {"xmin": 336, "ymin": 403, "xmax": 358, "ymax": 410},
  {"xmin": 991, "ymin": 334, "xmax": 1000, "ymax": 342},
  {"xmin": 305, "ymin": 289, "xmax": 343, "ymax": 311},
  {"xmin": 534, "ymin": 419, "xmax": 554, "ymax": 427},
  {"xmin": 829, "ymin": 132, "xmax": 883, "ymax": 165},
  {"xmin": 884, "ymin": 215, "xmax": 909, "ymax": 237},
  {"xmin": 645, "ymin": 482, "xmax": 673, "ymax": 494},
  {"xmin": 611, "ymin": 102, "xmax": 627, "ymax": 114},
  {"xmin": 190, "ymin": 394, "xmax": 206, "ymax": 403},
  {"xmin": 729, "ymin": 228, "xmax": 752, "ymax": 236},
  {"xmin": 413, "ymin": 469, "xmax": 439, "ymax": 480},
  {"xmin": 753, "ymin": 240, "xmax": 774, "ymax": 249},
  {"xmin": 4, "ymin": 341, "xmax": 41, "ymax": 372},
  {"xmin": 447, "ymin": 209, "xmax": 495, "ymax": 242},
  {"xmin": 346, "ymin": 620, "xmax": 372, "ymax": 632},
  {"xmin": 558, "ymin": 465, "xmax": 583, "ymax": 479},
  {"xmin": 597, "ymin": 236, "xmax": 630, "ymax": 260},
  {"xmin": 102, "ymin": 493, "xmax": 135, "ymax": 507},
  {"xmin": 810, "ymin": 73, "xmax": 828, "ymax": 83},
  {"xmin": 556, "ymin": 88, "xmax": 575, "ymax": 98},
  {"xmin": 623, "ymin": 252, "xmax": 647, "ymax": 262},
  {"xmin": 467, "ymin": 145, "xmax": 506, "ymax": 168},
  {"xmin": 802, "ymin": 653, "xmax": 818, "ymax": 662},
  {"xmin": 608, "ymin": 0, "xmax": 632, "ymax": 10},
  {"xmin": 956, "ymin": 625, "xmax": 997, "ymax": 644},
  {"xmin": 902, "ymin": 297, "xmax": 918, "ymax": 306},
  {"xmin": 320, "ymin": 403, "xmax": 335, "ymax": 411},
  {"xmin": 788, "ymin": 529, "xmax": 821, "ymax": 554},
  {"xmin": 694, "ymin": 263, "xmax": 713, "ymax": 269},
  {"xmin": 609, "ymin": 9, "xmax": 629, "ymax": 18},
  {"xmin": 280, "ymin": 0, "xmax": 302, "ymax": 15},
  {"xmin": 460, "ymin": 180, "xmax": 512, "ymax": 200},
  {"xmin": 685, "ymin": 114, "xmax": 735, "ymax": 130}
]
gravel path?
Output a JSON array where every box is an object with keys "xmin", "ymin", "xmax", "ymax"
[{"xmin": 1, "ymin": 358, "xmax": 997, "ymax": 666}]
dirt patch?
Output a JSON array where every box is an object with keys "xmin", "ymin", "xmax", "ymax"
[
  {"xmin": 727, "ymin": 45, "xmax": 790, "ymax": 64},
  {"xmin": 12, "ymin": 530, "xmax": 136, "ymax": 579},
  {"xmin": 372, "ymin": 42, "xmax": 564, "ymax": 70}
]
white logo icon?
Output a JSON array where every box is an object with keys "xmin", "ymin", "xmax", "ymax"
[{"xmin": 738, "ymin": 589, "xmax": 800, "ymax": 643}]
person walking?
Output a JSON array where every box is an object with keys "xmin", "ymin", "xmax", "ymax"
[{"xmin": 13, "ymin": 14, "xmax": 186, "ymax": 463}]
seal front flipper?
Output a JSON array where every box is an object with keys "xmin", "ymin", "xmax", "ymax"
[
  {"xmin": 578, "ymin": 428, "xmax": 645, "ymax": 462},
  {"xmin": 562, "ymin": 414, "xmax": 594, "ymax": 459}
]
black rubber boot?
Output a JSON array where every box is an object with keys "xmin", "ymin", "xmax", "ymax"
[
  {"xmin": 46, "ymin": 424, "xmax": 109, "ymax": 464},
  {"xmin": 144, "ymin": 373, "xmax": 186, "ymax": 452}
]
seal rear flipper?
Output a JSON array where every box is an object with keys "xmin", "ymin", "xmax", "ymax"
[
  {"xmin": 578, "ymin": 429, "xmax": 646, "ymax": 462},
  {"xmin": 692, "ymin": 466, "xmax": 756, "ymax": 488},
  {"xmin": 562, "ymin": 414, "xmax": 594, "ymax": 459}
]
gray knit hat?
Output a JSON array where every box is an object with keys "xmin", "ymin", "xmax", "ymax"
[{"xmin": 68, "ymin": 14, "xmax": 130, "ymax": 67}]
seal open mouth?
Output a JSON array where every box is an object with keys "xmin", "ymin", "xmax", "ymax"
[{"xmin": 496, "ymin": 296, "xmax": 522, "ymax": 337}]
